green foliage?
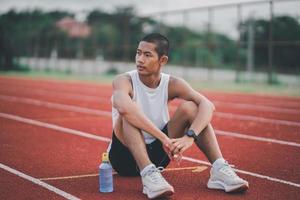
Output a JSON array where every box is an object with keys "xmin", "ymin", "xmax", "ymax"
[
  {"xmin": 0, "ymin": 7, "xmax": 237, "ymax": 70},
  {"xmin": 241, "ymin": 16, "xmax": 300, "ymax": 74},
  {"xmin": 2, "ymin": 8, "xmax": 298, "ymax": 74},
  {"xmin": 164, "ymin": 28, "xmax": 237, "ymax": 68},
  {"xmin": 0, "ymin": 9, "xmax": 72, "ymax": 70},
  {"xmin": 86, "ymin": 7, "xmax": 146, "ymax": 61}
]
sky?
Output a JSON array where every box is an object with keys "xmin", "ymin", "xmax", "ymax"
[
  {"xmin": 1, "ymin": 0, "xmax": 299, "ymax": 38},
  {"xmin": 0, "ymin": 0, "xmax": 242, "ymax": 13},
  {"xmin": 0, "ymin": 0, "xmax": 287, "ymax": 15}
]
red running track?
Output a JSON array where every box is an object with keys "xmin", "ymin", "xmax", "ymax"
[{"xmin": 0, "ymin": 76, "xmax": 299, "ymax": 200}]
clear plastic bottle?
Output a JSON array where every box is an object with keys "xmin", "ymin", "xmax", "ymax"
[{"xmin": 99, "ymin": 152, "xmax": 113, "ymax": 193}]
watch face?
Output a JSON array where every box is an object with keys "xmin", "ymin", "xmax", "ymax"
[
  {"xmin": 187, "ymin": 130, "xmax": 194, "ymax": 137},
  {"xmin": 186, "ymin": 130, "xmax": 197, "ymax": 141},
  {"xmin": 186, "ymin": 130, "xmax": 195, "ymax": 136}
]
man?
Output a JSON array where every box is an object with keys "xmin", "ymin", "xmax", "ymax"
[{"xmin": 108, "ymin": 33, "xmax": 249, "ymax": 199}]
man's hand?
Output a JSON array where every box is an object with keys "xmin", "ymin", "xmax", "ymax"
[
  {"xmin": 170, "ymin": 136, "xmax": 194, "ymax": 155},
  {"xmin": 162, "ymin": 137, "xmax": 178, "ymax": 160}
]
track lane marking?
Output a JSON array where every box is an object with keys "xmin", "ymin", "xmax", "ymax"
[
  {"xmin": 0, "ymin": 85, "xmax": 107, "ymax": 102},
  {"xmin": 39, "ymin": 166, "xmax": 208, "ymax": 181},
  {"xmin": 1, "ymin": 95, "xmax": 300, "ymax": 147},
  {"xmin": 1, "ymin": 94, "xmax": 300, "ymax": 127},
  {"xmin": 216, "ymin": 130, "xmax": 300, "ymax": 147},
  {"xmin": 181, "ymin": 157, "xmax": 300, "ymax": 188},
  {"xmin": 0, "ymin": 112, "xmax": 299, "ymax": 188},
  {"xmin": 1, "ymin": 83, "xmax": 300, "ymax": 115},
  {"xmin": 0, "ymin": 95, "xmax": 111, "ymax": 117},
  {"xmin": 214, "ymin": 112, "xmax": 300, "ymax": 127},
  {"xmin": 0, "ymin": 112, "xmax": 110, "ymax": 142},
  {"xmin": 213, "ymin": 101, "xmax": 300, "ymax": 114},
  {"xmin": 40, "ymin": 173, "xmax": 99, "ymax": 181},
  {"xmin": 170, "ymin": 105, "xmax": 300, "ymax": 127},
  {"xmin": 1, "ymin": 82, "xmax": 300, "ymax": 113},
  {"xmin": 0, "ymin": 163, "xmax": 80, "ymax": 200}
]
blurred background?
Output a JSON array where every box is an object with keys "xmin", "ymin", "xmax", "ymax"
[{"xmin": 1, "ymin": 0, "xmax": 300, "ymax": 93}]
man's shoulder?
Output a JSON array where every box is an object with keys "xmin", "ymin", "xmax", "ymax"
[
  {"xmin": 112, "ymin": 73, "xmax": 133, "ymax": 89},
  {"xmin": 168, "ymin": 75, "xmax": 185, "ymax": 86},
  {"xmin": 113, "ymin": 72, "xmax": 131, "ymax": 82},
  {"xmin": 168, "ymin": 75, "xmax": 193, "ymax": 97}
]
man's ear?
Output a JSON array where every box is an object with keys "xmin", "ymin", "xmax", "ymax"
[{"xmin": 159, "ymin": 55, "xmax": 169, "ymax": 66}]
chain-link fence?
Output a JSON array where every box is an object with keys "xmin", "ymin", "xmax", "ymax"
[
  {"xmin": 147, "ymin": 0, "xmax": 300, "ymax": 83},
  {"xmin": 1, "ymin": 0, "xmax": 299, "ymax": 84}
]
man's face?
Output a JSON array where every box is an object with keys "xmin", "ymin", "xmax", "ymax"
[{"xmin": 135, "ymin": 41, "xmax": 162, "ymax": 76}]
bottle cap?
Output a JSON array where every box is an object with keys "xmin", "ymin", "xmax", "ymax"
[{"xmin": 102, "ymin": 152, "xmax": 109, "ymax": 162}]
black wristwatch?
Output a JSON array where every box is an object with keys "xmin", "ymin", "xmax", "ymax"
[{"xmin": 185, "ymin": 129, "xmax": 198, "ymax": 141}]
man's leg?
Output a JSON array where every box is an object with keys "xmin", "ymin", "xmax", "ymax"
[
  {"xmin": 117, "ymin": 117, "xmax": 152, "ymax": 171},
  {"xmin": 114, "ymin": 117, "xmax": 174, "ymax": 198},
  {"xmin": 195, "ymin": 124, "xmax": 222, "ymax": 163},
  {"xmin": 168, "ymin": 101, "xmax": 249, "ymax": 193},
  {"xmin": 168, "ymin": 101, "xmax": 222, "ymax": 163}
]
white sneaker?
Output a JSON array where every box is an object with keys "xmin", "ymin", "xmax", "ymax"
[
  {"xmin": 141, "ymin": 166, "xmax": 174, "ymax": 199},
  {"xmin": 207, "ymin": 162, "xmax": 249, "ymax": 193}
]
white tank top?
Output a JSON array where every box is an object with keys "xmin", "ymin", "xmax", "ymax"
[{"xmin": 111, "ymin": 70, "xmax": 170, "ymax": 144}]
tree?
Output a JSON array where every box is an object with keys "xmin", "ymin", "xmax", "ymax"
[
  {"xmin": 241, "ymin": 15, "xmax": 300, "ymax": 74},
  {"xmin": 0, "ymin": 9, "xmax": 71, "ymax": 70}
]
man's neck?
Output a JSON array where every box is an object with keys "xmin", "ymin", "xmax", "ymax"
[{"xmin": 138, "ymin": 73, "xmax": 161, "ymax": 89}]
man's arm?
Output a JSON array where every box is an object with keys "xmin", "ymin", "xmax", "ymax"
[
  {"xmin": 112, "ymin": 74, "xmax": 174, "ymax": 150},
  {"xmin": 169, "ymin": 76, "xmax": 215, "ymax": 134},
  {"xmin": 169, "ymin": 76, "xmax": 215, "ymax": 154}
]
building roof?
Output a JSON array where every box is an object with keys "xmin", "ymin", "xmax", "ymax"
[{"xmin": 56, "ymin": 17, "xmax": 91, "ymax": 38}]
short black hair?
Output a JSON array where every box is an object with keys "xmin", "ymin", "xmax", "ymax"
[{"xmin": 141, "ymin": 33, "xmax": 169, "ymax": 57}]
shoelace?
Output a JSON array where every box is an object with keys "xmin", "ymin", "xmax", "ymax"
[
  {"xmin": 145, "ymin": 166, "xmax": 165, "ymax": 184},
  {"xmin": 219, "ymin": 163, "xmax": 237, "ymax": 178}
]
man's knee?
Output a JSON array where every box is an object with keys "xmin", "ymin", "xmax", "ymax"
[
  {"xmin": 121, "ymin": 117, "xmax": 142, "ymax": 137},
  {"xmin": 122, "ymin": 117, "xmax": 134, "ymax": 131},
  {"xmin": 178, "ymin": 101, "xmax": 198, "ymax": 121}
]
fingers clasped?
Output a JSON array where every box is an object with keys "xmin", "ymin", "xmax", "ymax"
[
  {"xmin": 162, "ymin": 136, "xmax": 194, "ymax": 161},
  {"xmin": 170, "ymin": 136, "xmax": 194, "ymax": 155}
]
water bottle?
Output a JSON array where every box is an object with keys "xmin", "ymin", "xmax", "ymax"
[{"xmin": 99, "ymin": 152, "xmax": 113, "ymax": 193}]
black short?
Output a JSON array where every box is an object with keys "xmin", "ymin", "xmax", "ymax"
[{"xmin": 108, "ymin": 124, "xmax": 170, "ymax": 177}]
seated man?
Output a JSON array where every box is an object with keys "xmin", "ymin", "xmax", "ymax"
[{"xmin": 108, "ymin": 33, "xmax": 249, "ymax": 199}]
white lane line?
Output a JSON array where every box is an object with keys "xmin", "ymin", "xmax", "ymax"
[
  {"xmin": 214, "ymin": 112, "xmax": 300, "ymax": 127},
  {"xmin": 0, "ymin": 163, "xmax": 80, "ymax": 200},
  {"xmin": 216, "ymin": 130, "xmax": 300, "ymax": 147},
  {"xmin": 213, "ymin": 101, "xmax": 300, "ymax": 115},
  {"xmin": 181, "ymin": 157, "xmax": 300, "ymax": 188},
  {"xmin": 0, "ymin": 112, "xmax": 110, "ymax": 142},
  {"xmin": 0, "ymin": 112, "xmax": 299, "ymax": 188},
  {"xmin": 0, "ymin": 95, "xmax": 111, "ymax": 117},
  {"xmin": 1, "ymin": 95, "xmax": 299, "ymax": 147},
  {"xmin": 169, "ymin": 105, "xmax": 300, "ymax": 127},
  {"xmin": 0, "ymin": 86, "xmax": 106, "ymax": 102},
  {"xmin": 2, "ymin": 81, "xmax": 300, "ymax": 110},
  {"xmin": 1, "ymin": 84, "xmax": 300, "ymax": 114},
  {"xmin": 216, "ymin": 98, "xmax": 300, "ymax": 109},
  {"xmin": 2, "ymin": 94, "xmax": 300, "ymax": 128}
]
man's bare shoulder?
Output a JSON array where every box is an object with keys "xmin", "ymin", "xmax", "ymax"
[
  {"xmin": 113, "ymin": 73, "xmax": 131, "ymax": 86},
  {"xmin": 169, "ymin": 75, "xmax": 188, "ymax": 88},
  {"xmin": 168, "ymin": 74, "xmax": 202, "ymax": 100},
  {"xmin": 112, "ymin": 73, "xmax": 133, "ymax": 95},
  {"xmin": 113, "ymin": 73, "xmax": 131, "ymax": 82},
  {"xmin": 168, "ymin": 75, "xmax": 188, "ymax": 99}
]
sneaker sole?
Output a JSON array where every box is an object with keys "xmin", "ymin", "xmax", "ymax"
[
  {"xmin": 228, "ymin": 184, "xmax": 249, "ymax": 193},
  {"xmin": 143, "ymin": 187, "xmax": 174, "ymax": 199},
  {"xmin": 207, "ymin": 180, "xmax": 249, "ymax": 193}
]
